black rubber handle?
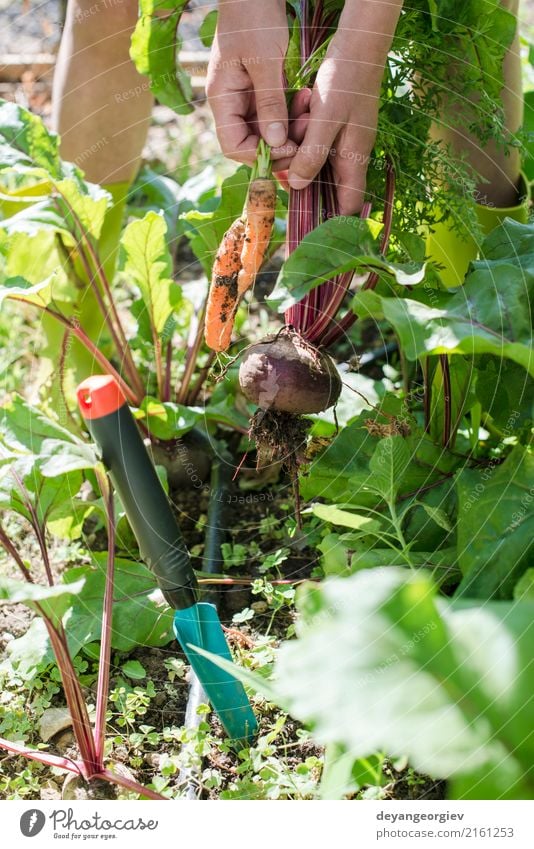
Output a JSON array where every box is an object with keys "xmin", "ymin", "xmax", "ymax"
[{"xmin": 78, "ymin": 382, "xmax": 198, "ymax": 610}]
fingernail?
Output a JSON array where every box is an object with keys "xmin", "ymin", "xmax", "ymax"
[
  {"xmin": 288, "ymin": 173, "xmax": 309, "ymax": 191},
  {"xmin": 265, "ymin": 122, "xmax": 286, "ymax": 147}
]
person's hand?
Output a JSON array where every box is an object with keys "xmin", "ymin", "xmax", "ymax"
[
  {"xmin": 206, "ymin": 0, "xmax": 296, "ymax": 167},
  {"xmin": 287, "ymin": 0, "xmax": 403, "ymax": 214}
]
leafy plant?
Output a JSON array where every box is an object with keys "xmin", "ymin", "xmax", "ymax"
[
  {"xmin": 206, "ymin": 568, "xmax": 534, "ymax": 800},
  {"xmin": 0, "ymin": 395, "xmax": 165, "ymax": 796},
  {"xmin": 0, "ymin": 100, "xmax": 249, "ymax": 433}
]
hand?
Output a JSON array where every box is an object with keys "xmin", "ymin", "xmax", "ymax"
[
  {"xmin": 206, "ymin": 0, "xmax": 296, "ymax": 166},
  {"xmin": 287, "ymin": 0, "xmax": 403, "ymax": 215}
]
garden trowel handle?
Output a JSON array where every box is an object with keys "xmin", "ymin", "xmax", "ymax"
[{"xmin": 77, "ymin": 375, "xmax": 198, "ymax": 610}]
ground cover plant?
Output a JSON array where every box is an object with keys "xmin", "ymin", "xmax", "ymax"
[{"xmin": 0, "ymin": 0, "xmax": 532, "ymax": 801}]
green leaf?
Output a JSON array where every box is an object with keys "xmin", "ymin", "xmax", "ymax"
[
  {"xmin": 412, "ymin": 501, "xmax": 454, "ymax": 533},
  {"xmin": 55, "ymin": 176, "xmax": 111, "ymax": 241},
  {"xmin": 514, "ymin": 568, "xmax": 534, "ymax": 601},
  {"xmin": 312, "ymin": 503, "xmax": 381, "ymax": 533},
  {"xmin": 0, "ymin": 274, "xmax": 54, "ymax": 308},
  {"xmin": 354, "ymin": 219, "xmax": 534, "ymax": 377},
  {"xmin": 0, "ymin": 201, "xmax": 66, "ymax": 237},
  {"xmin": 199, "ymin": 10, "xmax": 218, "ymax": 48},
  {"xmin": 7, "ymin": 557, "xmax": 176, "ymax": 674},
  {"xmin": 130, "ymin": 1, "xmax": 193, "ymax": 115},
  {"xmin": 120, "ymin": 211, "xmax": 182, "ymax": 337},
  {"xmin": 0, "ymin": 99, "xmax": 61, "ymax": 177},
  {"xmin": 269, "ymin": 569, "xmax": 534, "ymax": 799},
  {"xmin": 0, "ymin": 394, "xmax": 80, "ymax": 454},
  {"xmin": 134, "ymin": 397, "xmax": 200, "ymax": 440},
  {"xmin": 1, "ymin": 228, "xmax": 72, "ymax": 301},
  {"xmin": 38, "ymin": 439, "xmax": 98, "ymax": 477},
  {"xmin": 6, "ymin": 617, "xmax": 52, "ymax": 677},
  {"xmin": 181, "ymin": 167, "xmax": 250, "ymax": 275},
  {"xmin": 0, "ymin": 395, "xmax": 91, "ymax": 526},
  {"xmin": 0, "ymin": 576, "xmax": 85, "ymax": 630},
  {"xmin": 63, "ymin": 556, "xmax": 175, "ymax": 653},
  {"xmin": 456, "ymin": 446, "xmax": 534, "ymax": 599},
  {"xmin": 268, "ymin": 217, "xmax": 425, "ymax": 313},
  {"xmin": 284, "ymin": 16, "xmax": 302, "ymax": 88},
  {"xmin": 368, "ymin": 436, "xmax": 411, "ymax": 503},
  {"xmin": 122, "ymin": 660, "xmax": 147, "ymax": 680},
  {"xmin": 474, "ymin": 356, "xmax": 534, "ymax": 430}
]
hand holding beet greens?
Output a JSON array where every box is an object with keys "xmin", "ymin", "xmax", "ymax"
[{"xmin": 0, "ymin": 0, "xmax": 533, "ymax": 802}]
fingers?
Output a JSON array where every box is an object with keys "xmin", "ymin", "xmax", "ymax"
[
  {"xmin": 287, "ymin": 99, "xmax": 340, "ymax": 190},
  {"xmin": 248, "ymin": 57, "xmax": 289, "ymax": 147},
  {"xmin": 206, "ymin": 53, "xmax": 257, "ymax": 162},
  {"xmin": 289, "ymin": 89, "xmax": 311, "ymax": 145},
  {"xmin": 331, "ymin": 112, "xmax": 378, "ymax": 215}
]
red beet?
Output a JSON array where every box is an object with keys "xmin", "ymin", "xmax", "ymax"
[{"xmin": 238, "ymin": 330, "xmax": 341, "ymax": 414}]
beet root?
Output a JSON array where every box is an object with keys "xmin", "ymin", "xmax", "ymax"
[{"xmin": 238, "ymin": 330, "xmax": 341, "ymax": 414}]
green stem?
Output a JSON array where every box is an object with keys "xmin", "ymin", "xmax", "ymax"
[
  {"xmin": 256, "ymin": 139, "xmax": 273, "ymax": 179},
  {"xmin": 387, "ymin": 500, "xmax": 415, "ymax": 569}
]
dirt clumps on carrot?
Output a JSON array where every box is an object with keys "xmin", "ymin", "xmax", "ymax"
[
  {"xmin": 237, "ymin": 178, "xmax": 277, "ymax": 297},
  {"xmin": 204, "ymin": 176, "xmax": 276, "ymax": 353},
  {"xmin": 238, "ymin": 328, "xmax": 342, "ymax": 415},
  {"xmin": 204, "ymin": 217, "xmax": 245, "ymax": 352}
]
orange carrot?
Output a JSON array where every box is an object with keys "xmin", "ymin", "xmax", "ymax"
[
  {"xmin": 237, "ymin": 177, "xmax": 276, "ymax": 297},
  {"xmin": 204, "ymin": 217, "xmax": 245, "ymax": 352}
]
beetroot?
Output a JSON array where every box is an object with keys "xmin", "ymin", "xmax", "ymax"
[{"xmin": 238, "ymin": 330, "xmax": 341, "ymax": 415}]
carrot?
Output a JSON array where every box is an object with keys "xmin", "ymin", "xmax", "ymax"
[
  {"xmin": 204, "ymin": 217, "xmax": 245, "ymax": 352},
  {"xmin": 237, "ymin": 177, "xmax": 276, "ymax": 297}
]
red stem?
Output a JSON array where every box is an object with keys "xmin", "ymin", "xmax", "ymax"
[
  {"xmin": 186, "ymin": 350, "xmax": 216, "ymax": 405},
  {"xmin": 9, "ymin": 468, "xmax": 54, "ymax": 586},
  {"xmin": 53, "ymin": 190, "xmax": 145, "ymax": 400},
  {"xmin": 93, "ymin": 470, "xmax": 115, "ymax": 766},
  {"xmin": 44, "ymin": 618, "xmax": 100, "ymax": 776},
  {"xmin": 321, "ymin": 157, "xmax": 396, "ymax": 348},
  {"xmin": 9, "ymin": 296, "xmax": 138, "ymax": 404},
  {"xmin": 0, "ymin": 737, "xmax": 83, "ymax": 775},
  {"xmin": 176, "ymin": 301, "xmax": 207, "ymax": 404},
  {"xmin": 163, "ymin": 340, "xmax": 173, "ymax": 402}
]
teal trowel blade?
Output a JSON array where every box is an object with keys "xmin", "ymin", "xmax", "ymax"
[{"xmin": 173, "ymin": 603, "xmax": 258, "ymax": 744}]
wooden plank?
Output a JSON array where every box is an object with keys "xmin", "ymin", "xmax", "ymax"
[
  {"xmin": 0, "ymin": 53, "xmax": 56, "ymax": 81},
  {"xmin": 0, "ymin": 51, "xmax": 208, "ymax": 84}
]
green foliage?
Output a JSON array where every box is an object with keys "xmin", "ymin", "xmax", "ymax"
[
  {"xmin": 0, "ymin": 575, "xmax": 85, "ymax": 630},
  {"xmin": 130, "ymin": 1, "xmax": 193, "ymax": 114},
  {"xmin": 352, "ymin": 220, "xmax": 534, "ymax": 378},
  {"xmin": 181, "ymin": 167, "xmax": 250, "ymax": 276},
  {"xmin": 0, "ymin": 99, "xmax": 60, "ymax": 177},
  {"xmin": 0, "ymin": 395, "xmax": 96, "ymax": 530},
  {"xmin": 265, "ymin": 569, "xmax": 534, "ymax": 800},
  {"xmin": 199, "ymin": 10, "xmax": 218, "ymax": 48},
  {"xmin": 268, "ymin": 217, "xmax": 425, "ymax": 313},
  {"xmin": 134, "ymin": 397, "xmax": 200, "ymax": 440},
  {"xmin": 7, "ymin": 557, "xmax": 174, "ymax": 674},
  {"xmin": 456, "ymin": 447, "xmax": 534, "ymax": 599},
  {"xmin": 120, "ymin": 211, "xmax": 187, "ymax": 339}
]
